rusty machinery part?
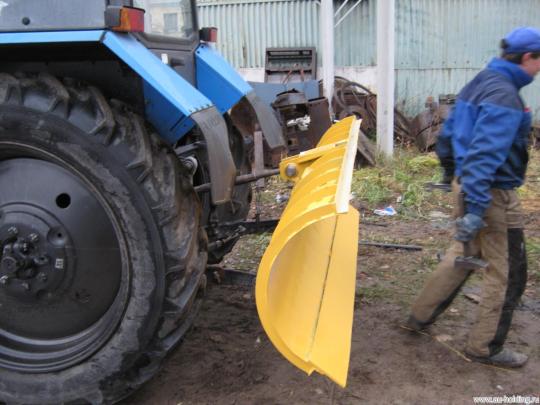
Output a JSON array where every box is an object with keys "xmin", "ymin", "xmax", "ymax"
[
  {"xmin": 205, "ymin": 265, "xmax": 256, "ymax": 287},
  {"xmin": 531, "ymin": 123, "xmax": 540, "ymax": 148},
  {"xmin": 356, "ymin": 129, "xmax": 377, "ymax": 167},
  {"xmin": 327, "ymin": 76, "xmax": 413, "ymax": 146},
  {"xmin": 179, "ymin": 116, "xmax": 254, "ymax": 264},
  {"xmin": 194, "ymin": 169, "xmax": 280, "ymax": 194},
  {"xmin": 264, "ymin": 47, "xmax": 317, "ymax": 83},
  {"xmin": 411, "ymin": 94, "xmax": 456, "ymax": 151},
  {"xmin": 0, "ymin": 73, "xmax": 207, "ymax": 404},
  {"xmin": 229, "ymin": 96, "xmax": 287, "ymax": 169},
  {"xmin": 271, "ymin": 89, "xmax": 332, "ymax": 165}
]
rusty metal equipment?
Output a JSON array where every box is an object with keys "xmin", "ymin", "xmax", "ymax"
[
  {"xmin": 265, "ymin": 47, "xmax": 317, "ymax": 82},
  {"xmin": 411, "ymin": 94, "xmax": 456, "ymax": 151},
  {"xmin": 269, "ymin": 89, "xmax": 332, "ymax": 166},
  {"xmin": 530, "ymin": 122, "xmax": 540, "ymax": 148},
  {"xmin": 425, "ymin": 182, "xmax": 452, "ymax": 193},
  {"xmin": 331, "ymin": 76, "xmax": 413, "ymax": 146}
]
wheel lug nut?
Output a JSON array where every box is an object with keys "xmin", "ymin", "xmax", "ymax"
[
  {"xmin": 7, "ymin": 227, "xmax": 18, "ymax": 237},
  {"xmin": 28, "ymin": 233, "xmax": 39, "ymax": 243}
]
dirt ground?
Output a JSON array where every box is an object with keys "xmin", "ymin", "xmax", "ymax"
[{"xmin": 127, "ymin": 185, "xmax": 540, "ymax": 405}]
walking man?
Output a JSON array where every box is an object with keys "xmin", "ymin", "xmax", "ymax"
[{"xmin": 407, "ymin": 27, "xmax": 540, "ymax": 367}]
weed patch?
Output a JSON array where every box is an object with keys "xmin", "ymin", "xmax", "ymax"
[{"xmin": 352, "ymin": 149, "xmax": 449, "ymax": 218}]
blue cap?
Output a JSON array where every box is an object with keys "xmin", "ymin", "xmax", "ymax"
[{"xmin": 504, "ymin": 27, "xmax": 540, "ymax": 54}]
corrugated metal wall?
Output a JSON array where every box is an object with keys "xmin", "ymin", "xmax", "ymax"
[
  {"xmin": 197, "ymin": 0, "xmax": 320, "ymax": 68},
  {"xmin": 197, "ymin": 0, "xmax": 376, "ymax": 67},
  {"xmin": 394, "ymin": 0, "xmax": 540, "ymax": 116},
  {"xmin": 197, "ymin": 0, "xmax": 540, "ymax": 117}
]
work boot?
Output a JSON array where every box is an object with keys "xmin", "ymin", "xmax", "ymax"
[
  {"xmin": 402, "ymin": 315, "xmax": 429, "ymax": 332},
  {"xmin": 466, "ymin": 348, "xmax": 528, "ymax": 368}
]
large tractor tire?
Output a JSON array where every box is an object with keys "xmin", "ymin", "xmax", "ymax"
[{"xmin": 0, "ymin": 73, "xmax": 207, "ymax": 404}]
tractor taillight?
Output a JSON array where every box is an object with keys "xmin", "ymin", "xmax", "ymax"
[
  {"xmin": 200, "ymin": 27, "xmax": 218, "ymax": 43},
  {"xmin": 112, "ymin": 7, "xmax": 145, "ymax": 33}
]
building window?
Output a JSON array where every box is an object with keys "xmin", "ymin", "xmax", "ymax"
[{"xmin": 164, "ymin": 13, "xmax": 178, "ymax": 33}]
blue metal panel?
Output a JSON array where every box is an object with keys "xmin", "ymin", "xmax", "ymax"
[
  {"xmin": 0, "ymin": 30, "xmax": 105, "ymax": 44},
  {"xmin": 249, "ymin": 80, "xmax": 320, "ymax": 107},
  {"xmin": 195, "ymin": 43, "xmax": 253, "ymax": 113},
  {"xmin": 142, "ymin": 81, "xmax": 197, "ymax": 142},
  {"xmin": 102, "ymin": 32, "xmax": 213, "ymax": 142},
  {"xmin": 0, "ymin": 0, "xmax": 110, "ymax": 32},
  {"xmin": 0, "ymin": 30, "xmax": 215, "ymax": 143}
]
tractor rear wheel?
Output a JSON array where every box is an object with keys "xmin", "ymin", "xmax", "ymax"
[{"xmin": 0, "ymin": 73, "xmax": 207, "ymax": 404}]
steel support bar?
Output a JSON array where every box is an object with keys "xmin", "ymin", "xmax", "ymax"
[
  {"xmin": 320, "ymin": 0, "xmax": 334, "ymax": 115},
  {"xmin": 359, "ymin": 241, "xmax": 422, "ymax": 251},
  {"xmin": 334, "ymin": 0, "xmax": 350, "ymax": 17},
  {"xmin": 376, "ymin": 0, "xmax": 395, "ymax": 157},
  {"xmin": 335, "ymin": 0, "xmax": 363, "ymax": 28},
  {"xmin": 194, "ymin": 169, "xmax": 280, "ymax": 193}
]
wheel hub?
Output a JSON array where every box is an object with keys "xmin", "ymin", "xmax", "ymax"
[{"xmin": 0, "ymin": 217, "xmax": 68, "ymax": 301}]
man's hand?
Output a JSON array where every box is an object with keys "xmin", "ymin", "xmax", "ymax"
[{"xmin": 455, "ymin": 213, "xmax": 486, "ymax": 242}]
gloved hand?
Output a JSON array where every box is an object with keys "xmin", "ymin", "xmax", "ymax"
[{"xmin": 454, "ymin": 213, "xmax": 486, "ymax": 242}]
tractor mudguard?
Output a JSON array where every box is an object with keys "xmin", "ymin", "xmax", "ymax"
[
  {"xmin": 256, "ymin": 116, "xmax": 361, "ymax": 387},
  {"xmin": 195, "ymin": 44, "xmax": 286, "ymax": 150},
  {"xmin": 0, "ymin": 30, "xmax": 235, "ymax": 204}
]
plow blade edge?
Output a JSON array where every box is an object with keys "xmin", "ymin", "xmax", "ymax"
[{"xmin": 256, "ymin": 116, "xmax": 360, "ymax": 387}]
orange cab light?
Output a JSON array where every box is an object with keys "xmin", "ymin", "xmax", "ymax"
[
  {"xmin": 200, "ymin": 27, "xmax": 218, "ymax": 43},
  {"xmin": 112, "ymin": 7, "xmax": 145, "ymax": 33}
]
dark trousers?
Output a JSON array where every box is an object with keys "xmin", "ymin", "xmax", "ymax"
[{"xmin": 410, "ymin": 181, "xmax": 527, "ymax": 357}]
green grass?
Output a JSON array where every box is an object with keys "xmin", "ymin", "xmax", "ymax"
[
  {"xmin": 356, "ymin": 285, "xmax": 393, "ymax": 304},
  {"xmin": 226, "ymin": 232, "xmax": 272, "ymax": 271},
  {"xmin": 254, "ymin": 176, "xmax": 291, "ymax": 205},
  {"xmin": 352, "ymin": 149, "xmax": 451, "ymax": 218}
]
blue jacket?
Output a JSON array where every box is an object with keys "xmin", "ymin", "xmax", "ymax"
[{"xmin": 436, "ymin": 57, "xmax": 532, "ymax": 217}]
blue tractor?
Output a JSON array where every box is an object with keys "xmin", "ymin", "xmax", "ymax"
[{"xmin": 0, "ymin": 1, "xmax": 285, "ymax": 402}]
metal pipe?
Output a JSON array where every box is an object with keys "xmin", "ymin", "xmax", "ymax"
[
  {"xmin": 320, "ymin": 0, "xmax": 335, "ymax": 116},
  {"xmin": 376, "ymin": 0, "xmax": 395, "ymax": 157},
  {"xmin": 334, "ymin": 0, "xmax": 350, "ymax": 18},
  {"xmin": 335, "ymin": 0, "xmax": 363, "ymax": 28},
  {"xmin": 140, "ymin": 0, "xmax": 152, "ymax": 31},
  {"xmin": 359, "ymin": 241, "xmax": 423, "ymax": 251},
  {"xmin": 194, "ymin": 169, "xmax": 280, "ymax": 193}
]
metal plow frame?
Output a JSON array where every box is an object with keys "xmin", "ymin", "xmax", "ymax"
[{"xmin": 256, "ymin": 116, "xmax": 360, "ymax": 387}]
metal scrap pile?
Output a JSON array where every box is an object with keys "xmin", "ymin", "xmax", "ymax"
[{"xmin": 330, "ymin": 76, "xmax": 413, "ymax": 146}]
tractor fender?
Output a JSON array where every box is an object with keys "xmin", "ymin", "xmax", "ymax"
[
  {"xmin": 195, "ymin": 44, "xmax": 286, "ymax": 150},
  {"xmin": 0, "ymin": 30, "xmax": 235, "ymax": 204}
]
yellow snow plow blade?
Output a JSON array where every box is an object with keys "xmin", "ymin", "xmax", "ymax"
[{"xmin": 256, "ymin": 116, "xmax": 360, "ymax": 387}]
